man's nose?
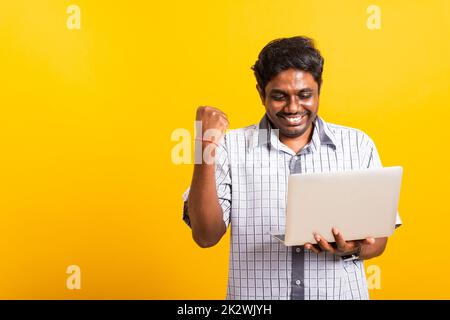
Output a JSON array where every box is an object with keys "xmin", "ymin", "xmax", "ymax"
[{"xmin": 285, "ymin": 95, "xmax": 301, "ymax": 113}]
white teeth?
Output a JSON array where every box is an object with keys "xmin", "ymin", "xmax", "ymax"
[{"xmin": 284, "ymin": 115, "xmax": 305, "ymax": 123}]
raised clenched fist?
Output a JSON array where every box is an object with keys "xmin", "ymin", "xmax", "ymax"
[{"xmin": 196, "ymin": 106, "xmax": 229, "ymax": 147}]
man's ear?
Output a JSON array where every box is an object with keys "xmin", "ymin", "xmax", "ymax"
[{"xmin": 256, "ymin": 84, "xmax": 265, "ymax": 105}]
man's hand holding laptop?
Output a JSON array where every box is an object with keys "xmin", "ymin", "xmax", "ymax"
[
  {"xmin": 279, "ymin": 166, "xmax": 402, "ymax": 260},
  {"xmin": 304, "ymin": 227, "xmax": 382, "ymax": 260}
]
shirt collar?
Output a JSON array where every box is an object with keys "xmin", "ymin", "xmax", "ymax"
[{"xmin": 251, "ymin": 114, "xmax": 337, "ymax": 154}]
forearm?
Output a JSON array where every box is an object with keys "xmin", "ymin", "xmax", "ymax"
[
  {"xmin": 188, "ymin": 161, "xmax": 226, "ymax": 248},
  {"xmin": 359, "ymin": 237, "xmax": 388, "ymax": 260}
]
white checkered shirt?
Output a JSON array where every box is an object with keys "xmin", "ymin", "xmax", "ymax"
[{"xmin": 182, "ymin": 115, "xmax": 402, "ymax": 300}]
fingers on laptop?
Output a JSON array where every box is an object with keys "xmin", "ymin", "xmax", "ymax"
[
  {"xmin": 305, "ymin": 230, "xmax": 377, "ymax": 255},
  {"xmin": 332, "ymin": 228, "xmax": 349, "ymax": 252},
  {"xmin": 313, "ymin": 233, "xmax": 335, "ymax": 253},
  {"xmin": 362, "ymin": 237, "xmax": 376, "ymax": 245},
  {"xmin": 304, "ymin": 233, "xmax": 335, "ymax": 254},
  {"xmin": 304, "ymin": 243, "xmax": 321, "ymax": 253}
]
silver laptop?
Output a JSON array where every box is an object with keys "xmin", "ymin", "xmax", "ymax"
[{"xmin": 270, "ymin": 166, "xmax": 403, "ymax": 246}]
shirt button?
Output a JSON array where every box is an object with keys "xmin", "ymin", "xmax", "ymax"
[
  {"xmin": 296, "ymin": 280, "xmax": 301, "ymax": 286},
  {"xmin": 296, "ymin": 247, "xmax": 301, "ymax": 253}
]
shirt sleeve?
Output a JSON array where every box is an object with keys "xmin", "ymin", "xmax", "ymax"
[
  {"xmin": 182, "ymin": 135, "xmax": 232, "ymax": 229},
  {"xmin": 361, "ymin": 134, "xmax": 402, "ymax": 229}
]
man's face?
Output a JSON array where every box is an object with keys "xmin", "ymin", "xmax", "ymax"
[{"xmin": 258, "ymin": 68, "xmax": 319, "ymax": 139}]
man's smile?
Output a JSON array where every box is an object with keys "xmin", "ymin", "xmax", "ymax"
[{"xmin": 278, "ymin": 111, "xmax": 309, "ymax": 126}]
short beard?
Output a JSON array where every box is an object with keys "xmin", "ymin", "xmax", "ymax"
[{"xmin": 279, "ymin": 113, "xmax": 316, "ymax": 138}]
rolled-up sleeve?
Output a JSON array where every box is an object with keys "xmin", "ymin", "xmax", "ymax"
[
  {"xmin": 361, "ymin": 134, "xmax": 402, "ymax": 229},
  {"xmin": 182, "ymin": 136, "xmax": 232, "ymax": 229}
]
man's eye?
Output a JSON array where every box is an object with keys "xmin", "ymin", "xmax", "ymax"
[
  {"xmin": 272, "ymin": 95, "xmax": 286, "ymax": 101},
  {"xmin": 299, "ymin": 94, "xmax": 312, "ymax": 99}
]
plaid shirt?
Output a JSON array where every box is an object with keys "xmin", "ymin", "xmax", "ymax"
[{"xmin": 183, "ymin": 114, "xmax": 402, "ymax": 300}]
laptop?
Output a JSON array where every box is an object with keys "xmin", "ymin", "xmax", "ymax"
[{"xmin": 270, "ymin": 166, "xmax": 403, "ymax": 246}]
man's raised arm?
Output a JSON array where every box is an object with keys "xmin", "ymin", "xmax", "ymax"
[{"xmin": 187, "ymin": 106, "xmax": 229, "ymax": 248}]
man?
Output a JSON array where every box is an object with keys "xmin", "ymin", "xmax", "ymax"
[{"xmin": 182, "ymin": 36, "xmax": 401, "ymax": 300}]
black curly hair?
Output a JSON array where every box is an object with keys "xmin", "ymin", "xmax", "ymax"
[{"xmin": 252, "ymin": 36, "xmax": 324, "ymax": 96}]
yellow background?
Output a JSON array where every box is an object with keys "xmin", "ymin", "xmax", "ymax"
[{"xmin": 0, "ymin": 0, "xmax": 449, "ymax": 299}]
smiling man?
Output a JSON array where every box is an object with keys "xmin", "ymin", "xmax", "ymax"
[{"xmin": 182, "ymin": 36, "xmax": 401, "ymax": 300}]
